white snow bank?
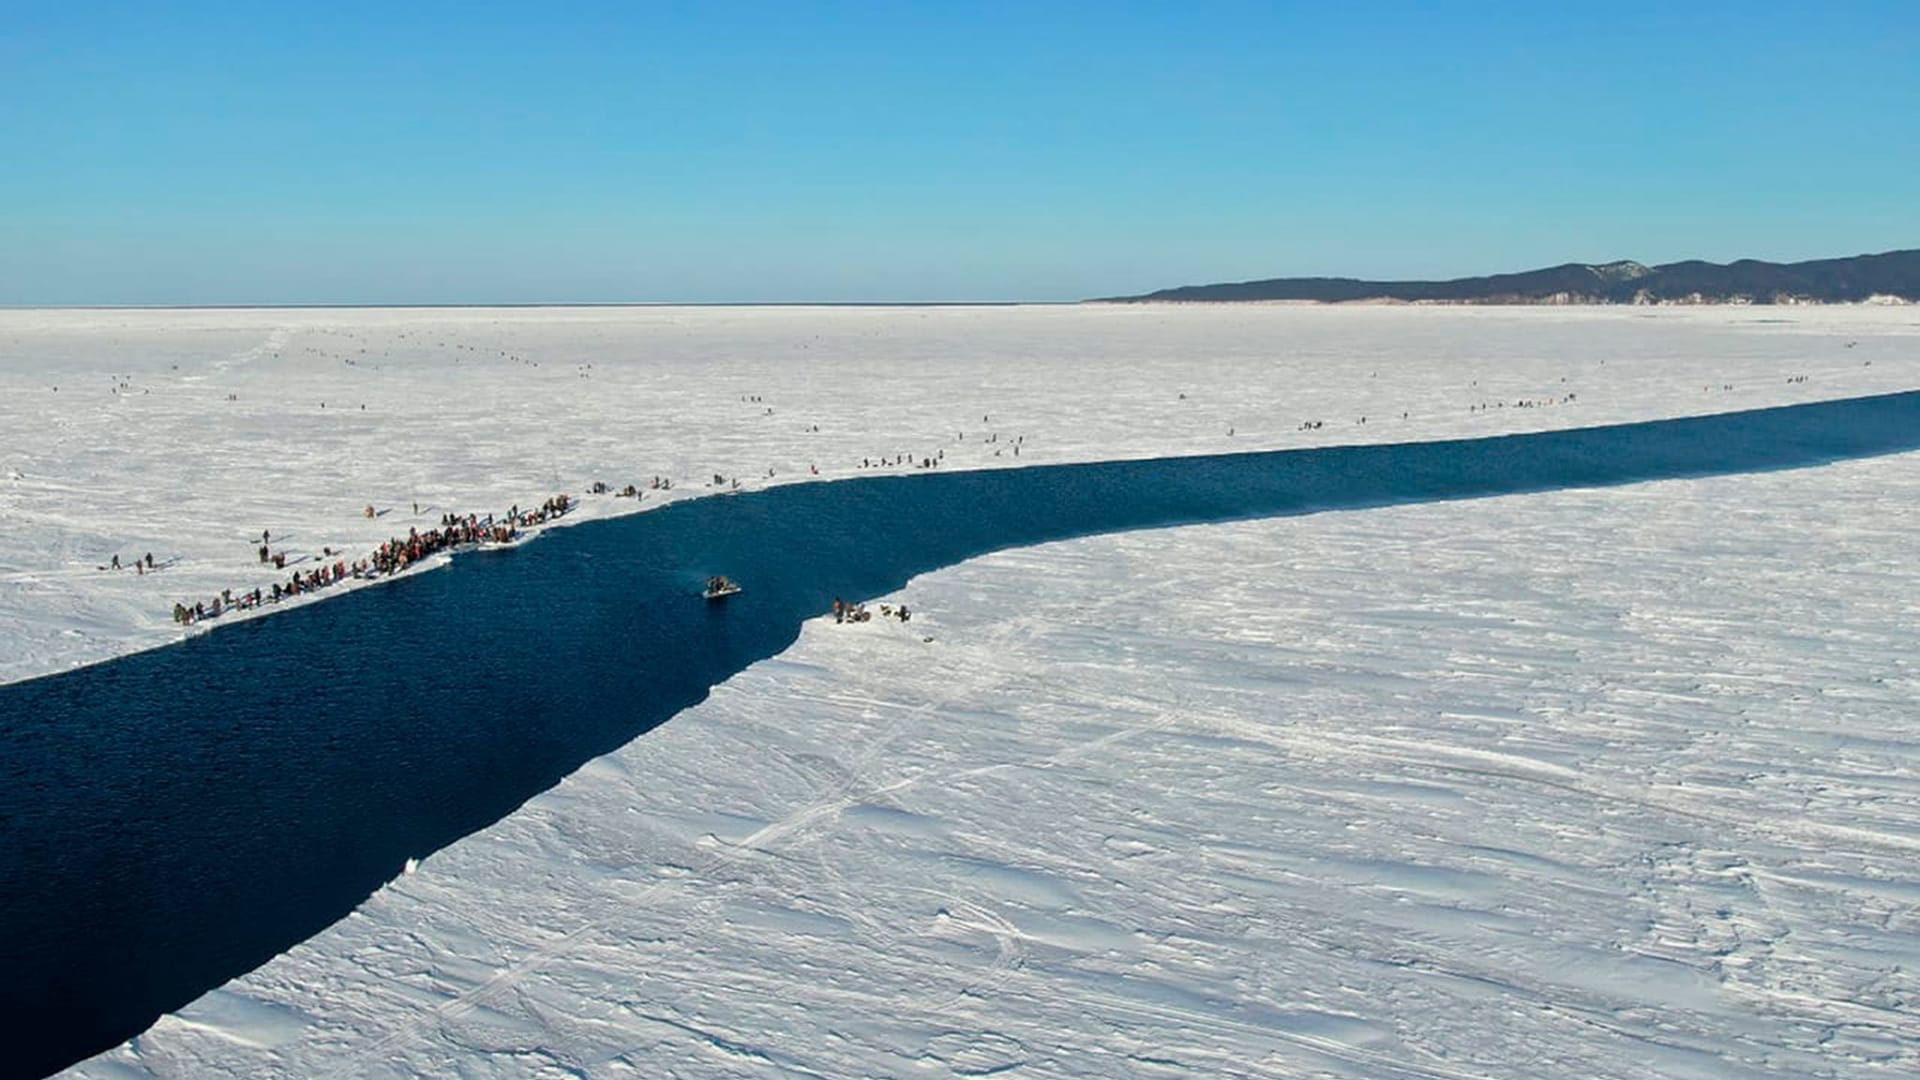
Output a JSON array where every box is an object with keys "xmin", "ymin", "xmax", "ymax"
[
  {"xmin": 4, "ymin": 303, "xmax": 1916, "ymax": 685},
  {"xmin": 73, "ymin": 445, "xmax": 1920, "ymax": 1078}
]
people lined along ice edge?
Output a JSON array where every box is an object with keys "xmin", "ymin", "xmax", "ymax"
[
  {"xmin": 171, "ymin": 495, "xmax": 574, "ymax": 627},
  {"xmin": 146, "ymin": 373, "xmax": 1682, "ymax": 631}
]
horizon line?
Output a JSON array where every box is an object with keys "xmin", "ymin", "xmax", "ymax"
[{"xmin": 0, "ymin": 300, "xmax": 1079, "ymax": 312}]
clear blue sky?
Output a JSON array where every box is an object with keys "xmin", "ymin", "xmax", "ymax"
[{"xmin": 3, "ymin": 1, "xmax": 1916, "ymax": 304}]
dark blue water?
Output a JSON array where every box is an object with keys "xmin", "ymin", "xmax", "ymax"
[{"xmin": 4, "ymin": 390, "xmax": 1918, "ymax": 1079}]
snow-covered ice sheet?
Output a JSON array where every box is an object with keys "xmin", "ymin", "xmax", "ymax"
[
  {"xmin": 3, "ymin": 303, "xmax": 1916, "ymax": 685},
  {"xmin": 72, "ymin": 443, "xmax": 1920, "ymax": 1078}
]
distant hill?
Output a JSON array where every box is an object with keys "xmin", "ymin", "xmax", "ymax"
[{"xmin": 1099, "ymin": 249, "xmax": 1920, "ymax": 305}]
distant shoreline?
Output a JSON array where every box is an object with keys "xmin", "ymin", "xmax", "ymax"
[
  {"xmin": 1101, "ymin": 249, "xmax": 1920, "ymax": 305},
  {"xmin": 1083, "ymin": 296, "xmax": 1918, "ymax": 308}
]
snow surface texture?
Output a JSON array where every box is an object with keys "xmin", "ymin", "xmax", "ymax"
[
  {"xmin": 72, "ymin": 449, "xmax": 1920, "ymax": 1078},
  {"xmin": 3, "ymin": 303, "xmax": 1917, "ymax": 686},
  {"xmin": 9, "ymin": 304, "xmax": 1916, "ymax": 1078}
]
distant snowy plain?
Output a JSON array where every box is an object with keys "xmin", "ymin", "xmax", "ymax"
[{"xmin": 6, "ymin": 304, "xmax": 1916, "ymax": 1077}]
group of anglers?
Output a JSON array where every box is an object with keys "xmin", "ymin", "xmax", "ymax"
[
  {"xmin": 588, "ymin": 481, "xmax": 646, "ymax": 498},
  {"xmin": 169, "ymin": 494, "xmax": 574, "ymax": 627},
  {"xmin": 853, "ymin": 426, "xmax": 1027, "ymax": 472},
  {"xmin": 1468, "ymin": 393, "xmax": 1577, "ymax": 413},
  {"xmin": 832, "ymin": 598, "xmax": 910, "ymax": 624}
]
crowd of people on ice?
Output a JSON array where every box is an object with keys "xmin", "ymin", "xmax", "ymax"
[
  {"xmin": 850, "ymin": 421, "xmax": 1030, "ymax": 472},
  {"xmin": 1468, "ymin": 392, "xmax": 1579, "ymax": 413},
  {"xmin": 136, "ymin": 374, "xmax": 1658, "ymax": 633},
  {"xmin": 832, "ymin": 598, "xmax": 910, "ymax": 624},
  {"xmin": 168, "ymin": 494, "xmax": 573, "ymax": 626},
  {"xmin": 588, "ymin": 481, "xmax": 647, "ymax": 498}
]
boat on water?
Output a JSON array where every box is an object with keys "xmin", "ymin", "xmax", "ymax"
[{"xmin": 703, "ymin": 575, "xmax": 742, "ymax": 601}]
